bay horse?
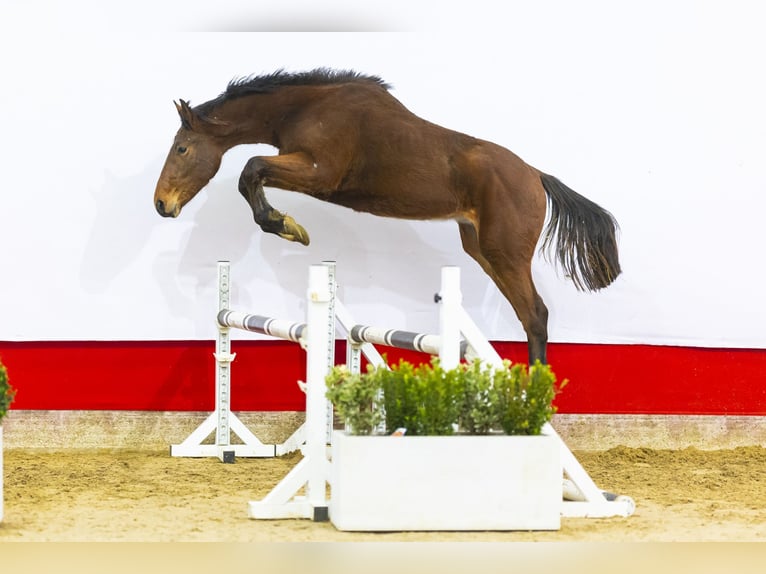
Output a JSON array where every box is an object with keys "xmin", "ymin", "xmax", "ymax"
[{"xmin": 154, "ymin": 68, "xmax": 620, "ymax": 364}]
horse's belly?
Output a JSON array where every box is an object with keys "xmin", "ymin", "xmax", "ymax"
[{"xmin": 328, "ymin": 188, "xmax": 457, "ymax": 221}]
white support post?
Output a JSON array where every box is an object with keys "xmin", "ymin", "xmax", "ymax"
[
  {"xmin": 437, "ymin": 266, "xmax": 462, "ymax": 370},
  {"xmin": 553, "ymin": 419, "xmax": 635, "ymax": 517},
  {"xmin": 214, "ymin": 260, "xmax": 235, "ymax": 462},
  {"xmin": 322, "ymin": 262, "xmax": 337, "ymax": 445},
  {"xmin": 335, "ymin": 300, "xmax": 387, "ymax": 370},
  {"xmin": 170, "ymin": 261, "xmax": 300, "ymax": 462},
  {"xmin": 446, "ymin": 268, "xmax": 634, "ymax": 518},
  {"xmin": 305, "ymin": 264, "xmax": 333, "ymax": 516},
  {"xmin": 346, "ymin": 339, "xmax": 362, "ymax": 375},
  {"xmin": 248, "ymin": 264, "xmax": 334, "ymax": 521},
  {"xmin": 456, "ymin": 306, "xmax": 505, "ymax": 369}
]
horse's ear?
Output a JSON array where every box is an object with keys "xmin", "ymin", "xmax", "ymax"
[
  {"xmin": 173, "ymin": 99, "xmax": 231, "ymax": 134},
  {"xmin": 174, "ymin": 99, "xmax": 196, "ymax": 130}
]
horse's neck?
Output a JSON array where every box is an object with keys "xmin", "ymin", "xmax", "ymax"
[{"xmin": 217, "ymin": 89, "xmax": 318, "ymax": 149}]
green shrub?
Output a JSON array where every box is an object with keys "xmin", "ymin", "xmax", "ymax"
[
  {"xmin": 457, "ymin": 359, "xmax": 497, "ymax": 435},
  {"xmin": 492, "ymin": 360, "xmax": 564, "ymax": 435},
  {"xmin": 326, "ymin": 357, "xmax": 564, "ymax": 436},
  {"xmin": 325, "ymin": 364, "xmax": 383, "ymax": 435},
  {"xmin": 0, "ymin": 359, "xmax": 16, "ymax": 423},
  {"xmin": 380, "ymin": 359, "xmax": 461, "ymax": 436}
]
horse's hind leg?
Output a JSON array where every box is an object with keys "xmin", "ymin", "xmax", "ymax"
[
  {"xmin": 459, "ymin": 220, "xmax": 549, "ymax": 364},
  {"xmin": 458, "ymin": 221, "xmax": 501, "ymax": 288}
]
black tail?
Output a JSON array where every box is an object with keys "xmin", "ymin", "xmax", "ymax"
[{"xmin": 539, "ymin": 173, "xmax": 621, "ymax": 291}]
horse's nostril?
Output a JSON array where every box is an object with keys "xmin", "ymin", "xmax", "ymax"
[{"xmin": 156, "ymin": 199, "xmax": 165, "ymax": 215}]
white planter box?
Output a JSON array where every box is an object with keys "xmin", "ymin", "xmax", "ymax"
[{"xmin": 330, "ymin": 430, "xmax": 561, "ymax": 531}]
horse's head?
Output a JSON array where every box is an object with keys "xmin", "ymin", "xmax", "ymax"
[{"xmin": 154, "ymin": 100, "xmax": 228, "ymax": 218}]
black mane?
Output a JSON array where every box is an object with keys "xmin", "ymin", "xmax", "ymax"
[
  {"xmin": 194, "ymin": 68, "xmax": 391, "ymax": 117},
  {"xmin": 226, "ymin": 68, "xmax": 391, "ymax": 97}
]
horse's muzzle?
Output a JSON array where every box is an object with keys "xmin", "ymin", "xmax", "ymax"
[{"xmin": 155, "ymin": 198, "xmax": 178, "ymax": 218}]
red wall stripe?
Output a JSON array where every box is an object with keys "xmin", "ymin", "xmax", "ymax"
[{"xmin": 0, "ymin": 341, "xmax": 764, "ymax": 415}]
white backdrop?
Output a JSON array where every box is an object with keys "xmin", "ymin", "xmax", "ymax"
[{"xmin": 1, "ymin": 1, "xmax": 764, "ymax": 348}]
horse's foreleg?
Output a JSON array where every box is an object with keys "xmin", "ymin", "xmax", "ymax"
[
  {"xmin": 238, "ymin": 179, "xmax": 310, "ymax": 245},
  {"xmin": 238, "ymin": 153, "xmax": 324, "ymax": 245}
]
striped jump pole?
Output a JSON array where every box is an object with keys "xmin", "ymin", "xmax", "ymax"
[
  {"xmin": 336, "ymin": 266, "xmax": 468, "ymax": 374},
  {"xmin": 217, "ymin": 311, "xmax": 306, "ymax": 345},
  {"xmin": 347, "ymin": 325, "xmax": 469, "ymax": 358}
]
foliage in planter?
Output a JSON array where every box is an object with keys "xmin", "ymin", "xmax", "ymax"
[
  {"xmin": 456, "ymin": 359, "xmax": 498, "ymax": 434},
  {"xmin": 379, "ymin": 359, "xmax": 462, "ymax": 436},
  {"xmin": 491, "ymin": 361, "xmax": 563, "ymax": 435},
  {"xmin": 325, "ymin": 364, "xmax": 384, "ymax": 435},
  {"xmin": 326, "ymin": 357, "xmax": 564, "ymax": 436},
  {"xmin": 0, "ymin": 358, "xmax": 16, "ymax": 424}
]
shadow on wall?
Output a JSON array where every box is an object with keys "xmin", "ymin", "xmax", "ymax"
[
  {"xmin": 77, "ymin": 159, "xmax": 257, "ymax": 319},
  {"xmin": 80, "ymin": 159, "xmax": 528, "ymax": 337},
  {"xmin": 79, "ymin": 161, "xmax": 167, "ymax": 293},
  {"xmin": 171, "ymin": 178, "xmax": 469, "ymax": 313},
  {"xmin": 79, "ymin": 154, "xmax": 501, "ymax": 337}
]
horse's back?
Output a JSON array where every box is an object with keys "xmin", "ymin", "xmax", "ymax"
[{"xmin": 282, "ymin": 82, "xmax": 546, "ymax": 226}]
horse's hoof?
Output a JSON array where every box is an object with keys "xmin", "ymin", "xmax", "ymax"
[{"xmin": 279, "ymin": 216, "xmax": 310, "ymax": 246}]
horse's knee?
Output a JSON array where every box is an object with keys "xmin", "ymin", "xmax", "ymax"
[
  {"xmin": 241, "ymin": 156, "xmax": 268, "ymax": 180},
  {"xmin": 238, "ymin": 160, "xmax": 263, "ymax": 200},
  {"xmin": 239, "ymin": 161, "xmax": 277, "ymax": 226}
]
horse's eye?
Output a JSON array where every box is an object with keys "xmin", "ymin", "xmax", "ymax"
[{"xmin": 177, "ymin": 146, "xmax": 188, "ymax": 154}]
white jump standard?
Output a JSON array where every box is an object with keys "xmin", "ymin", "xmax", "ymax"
[
  {"xmin": 247, "ymin": 263, "xmax": 336, "ymax": 521},
  {"xmin": 337, "ymin": 267, "xmax": 635, "ymax": 520},
  {"xmin": 242, "ymin": 263, "xmax": 635, "ymax": 524},
  {"xmin": 170, "ymin": 261, "xmax": 312, "ymax": 463}
]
